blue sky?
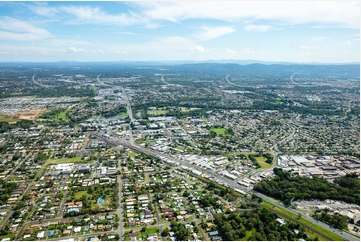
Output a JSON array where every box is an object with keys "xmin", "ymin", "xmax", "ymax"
[{"xmin": 0, "ymin": 1, "xmax": 359, "ymax": 62}]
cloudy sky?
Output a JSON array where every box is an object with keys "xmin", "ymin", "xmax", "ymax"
[{"xmin": 0, "ymin": 1, "xmax": 359, "ymax": 62}]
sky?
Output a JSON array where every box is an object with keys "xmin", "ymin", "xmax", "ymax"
[{"xmin": 0, "ymin": 1, "xmax": 359, "ymax": 63}]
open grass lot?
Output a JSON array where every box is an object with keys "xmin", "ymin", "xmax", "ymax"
[
  {"xmin": 45, "ymin": 156, "xmax": 83, "ymax": 165},
  {"xmin": 34, "ymin": 157, "xmax": 85, "ymax": 180},
  {"xmin": 57, "ymin": 110, "xmax": 67, "ymax": 120},
  {"xmin": 119, "ymin": 111, "xmax": 128, "ymax": 118},
  {"xmin": 210, "ymin": 127, "xmax": 230, "ymax": 136},
  {"xmin": 263, "ymin": 200, "xmax": 343, "ymax": 241},
  {"xmin": 141, "ymin": 227, "xmax": 159, "ymax": 236},
  {"xmin": 129, "ymin": 151, "xmax": 138, "ymax": 157},
  {"xmin": 241, "ymin": 228, "xmax": 256, "ymax": 241},
  {"xmin": 147, "ymin": 109, "xmax": 168, "ymax": 115},
  {"xmin": 0, "ymin": 233, "xmax": 15, "ymax": 240},
  {"xmin": 75, "ymin": 190, "xmax": 89, "ymax": 200},
  {"xmin": 255, "ymin": 156, "xmax": 272, "ymax": 168},
  {"xmin": 180, "ymin": 107, "xmax": 191, "ymax": 112},
  {"xmin": 0, "ymin": 115, "xmax": 19, "ymax": 123}
]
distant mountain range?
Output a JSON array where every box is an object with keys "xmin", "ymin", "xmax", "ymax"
[
  {"xmin": 0, "ymin": 60, "xmax": 359, "ymax": 78},
  {"xmin": 1, "ymin": 60, "xmax": 359, "ymax": 66}
]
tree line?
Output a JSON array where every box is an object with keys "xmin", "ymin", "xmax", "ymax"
[
  {"xmin": 254, "ymin": 168, "xmax": 360, "ymax": 205},
  {"xmin": 212, "ymin": 208, "xmax": 310, "ymax": 241}
]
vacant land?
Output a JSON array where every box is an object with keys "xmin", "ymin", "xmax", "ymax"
[
  {"xmin": 0, "ymin": 114, "xmax": 19, "ymax": 123},
  {"xmin": 255, "ymin": 156, "xmax": 272, "ymax": 168},
  {"xmin": 45, "ymin": 156, "xmax": 83, "ymax": 165},
  {"xmin": 57, "ymin": 110, "xmax": 68, "ymax": 120},
  {"xmin": 147, "ymin": 109, "xmax": 167, "ymax": 115},
  {"xmin": 210, "ymin": 127, "xmax": 230, "ymax": 136},
  {"xmin": 11, "ymin": 109, "xmax": 48, "ymax": 120}
]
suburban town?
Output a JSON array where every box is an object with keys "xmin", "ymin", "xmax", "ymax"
[{"xmin": 0, "ymin": 62, "xmax": 359, "ymax": 241}]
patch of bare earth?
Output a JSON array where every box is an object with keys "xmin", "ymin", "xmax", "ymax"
[{"xmin": 14, "ymin": 109, "xmax": 48, "ymax": 120}]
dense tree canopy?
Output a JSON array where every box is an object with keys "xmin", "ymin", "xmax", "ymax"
[
  {"xmin": 213, "ymin": 208, "xmax": 309, "ymax": 241},
  {"xmin": 254, "ymin": 168, "xmax": 360, "ymax": 205}
]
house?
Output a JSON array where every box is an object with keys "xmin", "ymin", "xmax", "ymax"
[
  {"xmin": 208, "ymin": 231, "xmax": 219, "ymax": 237},
  {"xmin": 37, "ymin": 231, "xmax": 45, "ymax": 238},
  {"xmin": 211, "ymin": 235, "xmax": 222, "ymax": 241},
  {"xmin": 129, "ymin": 231, "xmax": 141, "ymax": 238},
  {"xmin": 74, "ymin": 226, "xmax": 82, "ymax": 233},
  {"xmin": 46, "ymin": 230, "xmax": 55, "ymax": 237},
  {"xmin": 147, "ymin": 233, "xmax": 158, "ymax": 241},
  {"xmin": 276, "ymin": 218, "xmax": 286, "ymax": 225},
  {"xmin": 77, "ymin": 164, "xmax": 90, "ymax": 173}
]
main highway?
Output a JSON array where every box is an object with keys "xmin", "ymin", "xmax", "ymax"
[
  {"xmin": 92, "ymin": 130, "xmax": 359, "ymax": 241},
  {"xmin": 90, "ymin": 85, "xmax": 358, "ymax": 241}
]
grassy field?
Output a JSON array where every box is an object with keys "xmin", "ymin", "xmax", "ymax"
[
  {"xmin": 255, "ymin": 156, "xmax": 272, "ymax": 168},
  {"xmin": 0, "ymin": 233, "xmax": 15, "ymax": 240},
  {"xmin": 241, "ymin": 228, "xmax": 256, "ymax": 241},
  {"xmin": 45, "ymin": 156, "xmax": 83, "ymax": 165},
  {"xmin": 0, "ymin": 115, "xmax": 19, "ymax": 123},
  {"xmin": 135, "ymin": 139, "xmax": 146, "ymax": 144},
  {"xmin": 129, "ymin": 151, "xmax": 138, "ymax": 157},
  {"xmin": 147, "ymin": 109, "xmax": 168, "ymax": 115},
  {"xmin": 57, "ymin": 110, "xmax": 67, "ymax": 121},
  {"xmin": 210, "ymin": 127, "xmax": 230, "ymax": 136},
  {"xmin": 141, "ymin": 227, "xmax": 159, "ymax": 236},
  {"xmin": 75, "ymin": 191, "xmax": 89, "ymax": 200},
  {"xmin": 34, "ymin": 157, "xmax": 85, "ymax": 180},
  {"xmin": 180, "ymin": 107, "xmax": 190, "ymax": 112},
  {"xmin": 119, "ymin": 112, "xmax": 128, "ymax": 118}
]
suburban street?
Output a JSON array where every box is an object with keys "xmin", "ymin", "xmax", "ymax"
[{"xmin": 94, "ymin": 130, "xmax": 359, "ymax": 241}]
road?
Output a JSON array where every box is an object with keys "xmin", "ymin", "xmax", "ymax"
[
  {"xmin": 1, "ymin": 181, "xmax": 35, "ymax": 232},
  {"xmin": 57, "ymin": 192, "xmax": 69, "ymax": 218},
  {"xmin": 290, "ymin": 73, "xmax": 320, "ymax": 87},
  {"xmin": 116, "ymin": 175, "xmax": 125, "ymax": 240},
  {"xmin": 15, "ymin": 211, "xmax": 116, "ymax": 240},
  {"xmin": 93, "ymin": 131, "xmax": 359, "ymax": 241},
  {"xmin": 121, "ymin": 87, "xmax": 135, "ymax": 145},
  {"xmin": 32, "ymin": 74, "xmax": 54, "ymax": 88},
  {"xmin": 252, "ymin": 191, "xmax": 359, "ymax": 241},
  {"xmin": 160, "ymin": 74, "xmax": 169, "ymax": 85},
  {"xmin": 151, "ymin": 194, "xmax": 165, "ymax": 241},
  {"xmin": 5, "ymin": 151, "xmax": 33, "ymax": 180}
]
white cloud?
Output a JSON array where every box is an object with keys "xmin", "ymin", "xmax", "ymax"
[
  {"xmin": 191, "ymin": 45, "xmax": 207, "ymax": 52},
  {"xmin": 161, "ymin": 36, "xmax": 194, "ymax": 51},
  {"xmin": 0, "ymin": 51, "xmax": 8, "ymax": 54},
  {"xmin": 119, "ymin": 31, "xmax": 141, "ymax": 35},
  {"xmin": 244, "ymin": 24, "xmax": 272, "ymax": 32},
  {"xmin": 241, "ymin": 48, "xmax": 255, "ymax": 54},
  {"xmin": 67, "ymin": 46, "xmax": 85, "ymax": 53},
  {"xmin": 138, "ymin": 1, "xmax": 359, "ymax": 28},
  {"xmin": 311, "ymin": 37, "xmax": 330, "ymax": 41},
  {"xmin": 343, "ymin": 40, "xmax": 352, "ymax": 45},
  {"xmin": 0, "ymin": 17, "xmax": 52, "ymax": 40},
  {"xmin": 94, "ymin": 50, "xmax": 104, "ymax": 54},
  {"xmin": 47, "ymin": 39, "xmax": 91, "ymax": 47},
  {"xmin": 226, "ymin": 49, "xmax": 235, "ymax": 54},
  {"xmin": 299, "ymin": 45, "xmax": 311, "ymax": 51},
  {"xmin": 59, "ymin": 5, "xmax": 145, "ymax": 26},
  {"xmin": 195, "ymin": 26, "xmax": 235, "ymax": 41},
  {"xmin": 114, "ymin": 50, "xmax": 128, "ymax": 55},
  {"xmin": 29, "ymin": 6, "xmax": 58, "ymax": 17}
]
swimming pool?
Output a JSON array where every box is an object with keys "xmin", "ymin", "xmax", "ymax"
[{"xmin": 97, "ymin": 197, "xmax": 104, "ymax": 205}]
